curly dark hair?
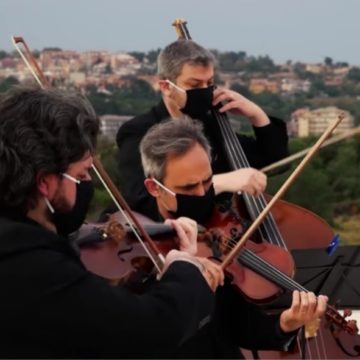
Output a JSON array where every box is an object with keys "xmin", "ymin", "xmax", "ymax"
[{"xmin": 0, "ymin": 86, "xmax": 100, "ymax": 215}]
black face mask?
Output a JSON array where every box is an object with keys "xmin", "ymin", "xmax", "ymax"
[
  {"xmin": 168, "ymin": 184, "xmax": 216, "ymax": 225},
  {"xmin": 52, "ymin": 180, "xmax": 94, "ymax": 237},
  {"xmin": 180, "ymin": 85, "xmax": 214, "ymax": 119}
]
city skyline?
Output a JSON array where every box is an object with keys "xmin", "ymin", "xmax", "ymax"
[{"xmin": 1, "ymin": 0, "xmax": 360, "ymax": 65}]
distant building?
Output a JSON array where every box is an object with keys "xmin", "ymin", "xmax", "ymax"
[
  {"xmin": 69, "ymin": 72, "xmax": 86, "ymax": 85},
  {"xmin": 324, "ymin": 76, "xmax": 343, "ymax": 87},
  {"xmin": 249, "ymin": 78, "xmax": 279, "ymax": 94},
  {"xmin": 305, "ymin": 64, "xmax": 325, "ymax": 74},
  {"xmin": 289, "ymin": 107, "xmax": 354, "ymax": 137},
  {"xmin": 333, "ymin": 66, "xmax": 350, "ymax": 77},
  {"xmin": 281, "ymin": 78, "xmax": 311, "ymax": 93},
  {"xmin": 100, "ymin": 115, "xmax": 132, "ymax": 139}
]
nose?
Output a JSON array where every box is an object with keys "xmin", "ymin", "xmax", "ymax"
[{"xmin": 193, "ymin": 184, "xmax": 206, "ymax": 197}]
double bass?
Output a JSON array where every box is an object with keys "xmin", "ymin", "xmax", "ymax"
[{"xmin": 172, "ymin": 18, "xmax": 336, "ymax": 252}]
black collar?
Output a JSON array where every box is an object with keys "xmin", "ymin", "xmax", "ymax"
[{"xmin": 152, "ymin": 99, "xmax": 171, "ymax": 122}]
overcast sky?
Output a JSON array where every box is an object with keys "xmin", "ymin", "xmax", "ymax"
[{"xmin": 1, "ymin": 0, "xmax": 359, "ymax": 64}]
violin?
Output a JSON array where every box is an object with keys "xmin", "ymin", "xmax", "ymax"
[
  {"xmin": 76, "ymin": 203, "xmax": 294, "ymax": 301},
  {"xmin": 76, "ymin": 204, "xmax": 358, "ymax": 338}
]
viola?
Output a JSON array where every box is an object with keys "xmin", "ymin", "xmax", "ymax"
[{"xmin": 78, "ymin": 211, "xmax": 177, "ymax": 283}]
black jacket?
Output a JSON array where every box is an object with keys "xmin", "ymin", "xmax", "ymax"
[
  {"xmin": 0, "ymin": 216, "xmax": 214, "ymax": 359},
  {"xmin": 116, "ymin": 100, "xmax": 289, "ymax": 219},
  {"xmin": 175, "ymin": 280, "xmax": 296, "ymax": 359}
]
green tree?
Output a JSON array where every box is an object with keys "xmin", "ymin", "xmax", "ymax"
[
  {"xmin": 87, "ymin": 78, "xmax": 160, "ymax": 116},
  {"xmin": 146, "ymin": 49, "xmax": 161, "ymax": 64},
  {"xmin": 244, "ymin": 55, "xmax": 278, "ymax": 73},
  {"xmin": 128, "ymin": 51, "xmax": 146, "ymax": 62},
  {"xmin": 88, "ymin": 136, "xmax": 122, "ymax": 219},
  {"xmin": 347, "ymin": 67, "xmax": 360, "ymax": 82},
  {"xmin": 230, "ymin": 82, "xmax": 251, "ymax": 98},
  {"xmin": 327, "ymin": 141, "xmax": 360, "ymax": 206},
  {"xmin": 0, "ymin": 76, "xmax": 19, "ymax": 93},
  {"xmin": 268, "ymin": 159, "xmax": 335, "ymax": 223},
  {"xmin": 324, "ymin": 56, "xmax": 333, "ymax": 67}
]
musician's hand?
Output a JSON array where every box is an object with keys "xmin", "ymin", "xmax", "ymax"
[
  {"xmin": 280, "ymin": 291, "xmax": 328, "ymax": 333},
  {"xmin": 162, "ymin": 251, "xmax": 224, "ymax": 292},
  {"xmin": 213, "ymin": 168, "xmax": 267, "ymax": 196},
  {"xmin": 197, "ymin": 257, "xmax": 225, "ymax": 291},
  {"xmin": 213, "ymin": 87, "xmax": 270, "ymax": 127},
  {"xmin": 165, "ymin": 217, "xmax": 197, "ymax": 255}
]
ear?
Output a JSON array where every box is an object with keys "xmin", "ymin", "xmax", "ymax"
[
  {"xmin": 144, "ymin": 178, "xmax": 160, "ymax": 197},
  {"xmin": 36, "ymin": 172, "xmax": 58, "ymax": 198},
  {"xmin": 158, "ymin": 80, "xmax": 172, "ymax": 96}
]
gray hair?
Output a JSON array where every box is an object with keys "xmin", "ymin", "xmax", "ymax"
[
  {"xmin": 157, "ymin": 40, "xmax": 215, "ymax": 81},
  {"xmin": 140, "ymin": 118, "xmax": 212, "ymax": 181}
]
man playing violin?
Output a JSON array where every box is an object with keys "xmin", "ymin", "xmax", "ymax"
[
  {"xmin": 0, "ymin": 86, "xmax": 224, "ymax": 358},
  {"xmin": 139, "ymin": 118, "xmax": 328, "ymax": 359},
  {"xmin": 116, "ymin": 39, "xmax": 287, "ymax": 220}
]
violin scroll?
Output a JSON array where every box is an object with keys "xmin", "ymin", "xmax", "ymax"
[{"xmin": 326, "ymin": 305, "xmax": 359, "ymax": 336}]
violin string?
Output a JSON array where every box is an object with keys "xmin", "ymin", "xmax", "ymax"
[
  {"xmin": 313, "ymin": 330, "xmax": 321, "ymax": 359},
  {"xmin": 306, "ymin": 338, "xmax": 313, "ymax": 359},
  {"xmin": 240, "ymin": 249, "xmax": 305, "ymax": 290},
  {"xmin": 301, "ymin": 328, "xmax": 326, "ymax": 360},
  {"xmin": 308, "ymin": 335, "xmax": 317, "ymax": 360},
  {"xmin": 222, "ymin": 234, "xmax": 349, "ymax": 337},
  {"xmin": 227, "ymin": 247, "xmax": 327, "ymax": 359},
  {"xmin": 224, "ymin": 237, "xmax": 296, "ymax": 289},
  {"xmin": 214, "ymin": 111, "xmax": 286, "ymax": 248},
  {"xmin": 296, "ymin": 334, "xmax": 304, "ymax": 359},
  {"xmin": 218, "ymin": 233, "xmax": 306, "ymax": 291},
  {"xmin": 318, "ymin": 326, "xmax": 328, "ymax": 359},
  {"xmin": 222, "ymin": 239, "xmax": 326, "ymax": 359}
]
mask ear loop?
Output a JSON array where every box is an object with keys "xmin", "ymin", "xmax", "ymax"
[
  {"xmin": 151, "ymin": 178, "xmax": 178, "ymax": 214},
  {"xmin": 62, "ymin": 173, "xmax": 81, "ymax": 184},
  {"xmin": 44, "ymin": 197, "xmax": 55, "ymax": 214},
  {"xmin": 152, "ymin": 178, "xmax": 176, "ymax": 196},
  {"xmin": 165, "ymin": 80, "xmax": 186, "ymax": 93},
  {"xmin": 44, "ymin": 173, "xmax": 80, "ymax": 214}
]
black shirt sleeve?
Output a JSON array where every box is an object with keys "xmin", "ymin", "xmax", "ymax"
[
  {"xmin": 214, "ymin": 283, "xmax": 297, "ymax": 351},
  {"xmin": 2, "ymin": 242, "xmax": 214, "ymax": 358}
]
